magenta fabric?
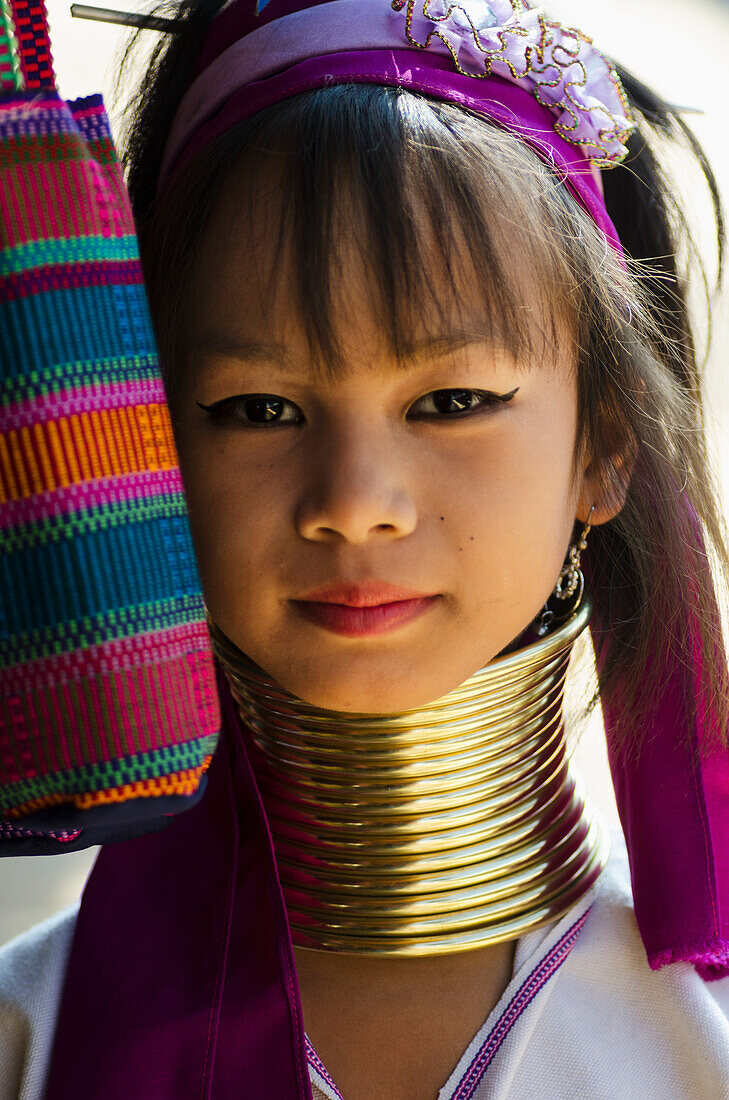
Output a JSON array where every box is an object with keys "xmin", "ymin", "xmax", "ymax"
[
  {"xmin": 604, "ymin": 672, "xmax": 729, "ymax": 979},
  {"xmin": 46, "ymin": 664, "xmax": 312, "ymax": 1100},
  {"xmin": 585, "ymin": 518, "xmax": 729, "ymax": 981},
  {"xmin": 161, "ymin": 51, "xmax": 622, "ymax": 256}
]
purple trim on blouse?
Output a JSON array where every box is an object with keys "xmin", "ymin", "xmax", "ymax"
[
  {"xmin": 303, "ymin": 903, "xmax": 592, "ymax": 1100},
  {"xmin": 305, "ymin": 1035, "xmax": 346, "ymax": 1099},
  {"xmin": 451, "ymin": 906, "xmax": 592, "ymax": 1099}
]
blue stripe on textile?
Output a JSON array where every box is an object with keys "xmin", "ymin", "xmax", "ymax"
[
  {"xmin": 0, "ymin": 283, "xmax": 157, "ymax": 380},
  {"xmin": 0, "ymin": 513, "xmax": 203, "ymax": 636}
]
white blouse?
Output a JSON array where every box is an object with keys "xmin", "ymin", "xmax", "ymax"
[{"xmin": 1, "ymin": 830, "xmax": 728, "ymax": 1099}]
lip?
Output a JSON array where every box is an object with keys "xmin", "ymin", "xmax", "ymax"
[
  {"xmin": 292, "ymin": 597, "xmax": 439, "ymax": 637},
  {"xmin": 295, "ymin": 582, "xmax": 434, "ymax": 606}
]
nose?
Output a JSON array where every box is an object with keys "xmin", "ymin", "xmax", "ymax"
[{"xmin": 295, "ymin": 425, "xmax": 418, "ymax": 544}]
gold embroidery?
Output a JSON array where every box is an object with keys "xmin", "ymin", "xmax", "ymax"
[{"xmin": 391, "ymin": 0, "xmax": 634, "ymax": 168}]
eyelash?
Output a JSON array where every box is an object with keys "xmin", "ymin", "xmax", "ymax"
[{"xmin": 196, "ymin": 387, "xmax": 520, "ymax": 427}]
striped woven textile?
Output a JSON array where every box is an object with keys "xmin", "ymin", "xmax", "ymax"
[{"xmin": 0, "ymin": 1, "xmax": 220, "ymax": 853}]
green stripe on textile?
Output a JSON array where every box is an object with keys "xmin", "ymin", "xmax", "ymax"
[
  {"xmin": 0, "ymin": 132, "xmax": 90, "ymax": 167},
  {"xmin": 0, "ymin": 354, "xmax": 160, "ymax": 402},
  {"xmin": 0, "ymin": 0, "xmax": 22, "ymax": 93},
  {"xmin": 0, "ymin": 235, "xmax": 140, "ymax": 277},
  {"xmin": 80, "ymin": 134, "xmax": 117, "ymax": 167},
  {"xmin": 1, "ymin": 594, "xmax": 207, "ymax": 666},
  {"xmin": 0, "ymin": 733, "xmax": 219, "ymax": 815},
  {"xmin": 2, "ymin": 492, "xmax": 190, "ymax": 553}
]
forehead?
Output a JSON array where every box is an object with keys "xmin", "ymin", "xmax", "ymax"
[{"xmin": 182, "ymin": 136, "xmax": 572, "ymax": 378}]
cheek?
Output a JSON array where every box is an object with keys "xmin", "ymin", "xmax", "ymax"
[
  {"xmin": 173, "ymin": 428, "xmax": 291, "ymax": 614},
  {"xmin": 443, "ymin": 402, "xmax": 578, "ymax": 615}
]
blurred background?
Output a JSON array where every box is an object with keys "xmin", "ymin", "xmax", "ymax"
[{"xmin": 1, "ymin": 0, "xmax": 727, "ymax": 944}]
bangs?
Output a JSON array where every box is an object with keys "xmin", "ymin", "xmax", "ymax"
[
  {"xmin": 129, "ymin": 42, "xmax": 729, "ymax": 758},
  {"xmin": 155, "ymin": 85, "xmax": 587, "ymax": 384}
]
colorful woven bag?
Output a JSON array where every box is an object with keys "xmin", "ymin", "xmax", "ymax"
[{"xmin": 0, "ymin": 0, "xmax": 220, "ymax": 854}]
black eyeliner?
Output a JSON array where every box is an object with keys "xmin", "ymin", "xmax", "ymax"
[
  {"xmin": 196, "ymin": 387, "xmax": 520, "ymax": 425},
  {"xmin": 197, "ymin": 399, "xmax": 227, "ymax": 412}
]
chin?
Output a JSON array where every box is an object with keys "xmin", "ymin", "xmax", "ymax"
[
  {"xmin": 271, "ymin": 659, "xmax": 481, "ymax": 715},
  {"xmin": 287, "ymin": 686, "xmax": 434, "ymax": 715}
]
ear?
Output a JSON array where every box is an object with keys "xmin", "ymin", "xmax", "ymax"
[{"xmin": 577, "ymin": 443, "xmax": 636, "ymax": 526}]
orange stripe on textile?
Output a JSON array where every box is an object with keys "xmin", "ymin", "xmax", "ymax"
[
  {"xmin": 0, "ymin": 403, "xmax": 178, "ymax": 500},
  {"xmin": 32, "ymin": 421, "xmax": 55, "ymax": 491},
  {"xmin": 7, "ymin": 762, "xmax": 214, "ymax": 819},
  {"xmin": 18, "ymin": 425, "xmax": 43, "ymax": 493},
  {"xmin": 78, "ymin": 764, "xmax": 215, "ymax": 806},
  {"xmin": 7, "ymin": 430, "xmax": 31, "ymax": 496},
  {"xmin": 44, "ymin": 419, "xmax": 70, "ymax": 487}
]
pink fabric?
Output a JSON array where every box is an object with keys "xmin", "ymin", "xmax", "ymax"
[
  {"xmin": 159, "ymin": 1, "xmax": 624, "ymax": 256},
  {"xmin": 583, "ymin": 507, "xmax": 729, "ymax": 982},
  {"xmin": 0, "ymin": 378, "xmax": 167, "ymax": 430},
  {"xmin": 0, "ymin": 468, "xmax": 183, "ymax": 530},
  {"xmin": 1, "ymin": 619, "xmax": 209, "ymax": 694},
  {"xmin": 162, "ymin": 0, "xmax": 631, "ymax": 182},
  {"xmin": 46, "ymin": 666, "xmax": 312, "ymax": 1100},
  {"xmin": 162, "ymin": 50, "xmax": 622, "ymax": 255}
]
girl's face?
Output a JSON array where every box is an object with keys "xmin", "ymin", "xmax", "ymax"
[{"xmin": 171, "ymin": 169, "xmax": 604, "ymax": 712}]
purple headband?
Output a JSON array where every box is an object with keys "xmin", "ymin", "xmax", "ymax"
[
  {"xmin": 159, "ymin": 0, "xmax": 634, "ymax": 255},
  {"xmin": 45, "ymin": 4, "xmax": 729, "ymax": 1099}
]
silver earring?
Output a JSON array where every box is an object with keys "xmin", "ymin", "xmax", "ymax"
[
  {"xmin": 531, "ymin": 506, "xmax": 596, "ymax": 637},
  {"xmin": 553, "ymin": 505, "xmax": 595, "ymax": 600}
]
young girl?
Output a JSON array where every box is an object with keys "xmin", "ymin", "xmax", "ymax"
[{"xmin": 1, "ymin": 0, "xmax": 729, "ymax": 1097}]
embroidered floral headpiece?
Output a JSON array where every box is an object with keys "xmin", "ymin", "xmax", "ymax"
[
  {"xmin": 390, "ymin": 0, "xmax": 634, "ymax": 167},
  {"xmin": 159, "ymin": 0, "xmax": 633, "ymax": 255}
]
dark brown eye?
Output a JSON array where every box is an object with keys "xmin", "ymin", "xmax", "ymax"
[
  {"xmin": 197, "ymin": 393, "xmax": 302, "ymax": 426},
  {"xmin": 408, "ymin": 387, "xmax": 519, "ymax": 419},
  {"xmin": 242, "ymin": 397, "xmax": 285, "ymax": 422},
  {"xmin": 433, "ymin": 389, "xmax": 478, "ymax": 414}
]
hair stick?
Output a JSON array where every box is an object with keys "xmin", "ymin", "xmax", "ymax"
[{"xmin": 69, "ymin": 4, "xmax": 181, "ymax": 32}]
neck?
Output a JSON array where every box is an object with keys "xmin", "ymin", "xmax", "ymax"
[{"xmin": 211, "ymin": 594, "xmax": 609, "ymax": 957}]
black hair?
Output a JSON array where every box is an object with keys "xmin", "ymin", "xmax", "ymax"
[{"xmin": 119, "ymin": 0, "xmax": 728, "ymax": 753}]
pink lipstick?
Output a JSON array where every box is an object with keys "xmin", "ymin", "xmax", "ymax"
[{"xmin": 291, "ymin": 582, "xmax": 439, "ymax": 637}]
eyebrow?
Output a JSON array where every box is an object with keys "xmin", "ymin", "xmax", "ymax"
[
  {"xmin": 189, "ymin": 336, "xmax": 292, "ymax": 368},
  {"xmin": 398, "ymin": 328, "xmax": 508, "ymax": 362},
  {"xmin": 189, "ymin": 325, "xmax": 511, "ymax": 374}
]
